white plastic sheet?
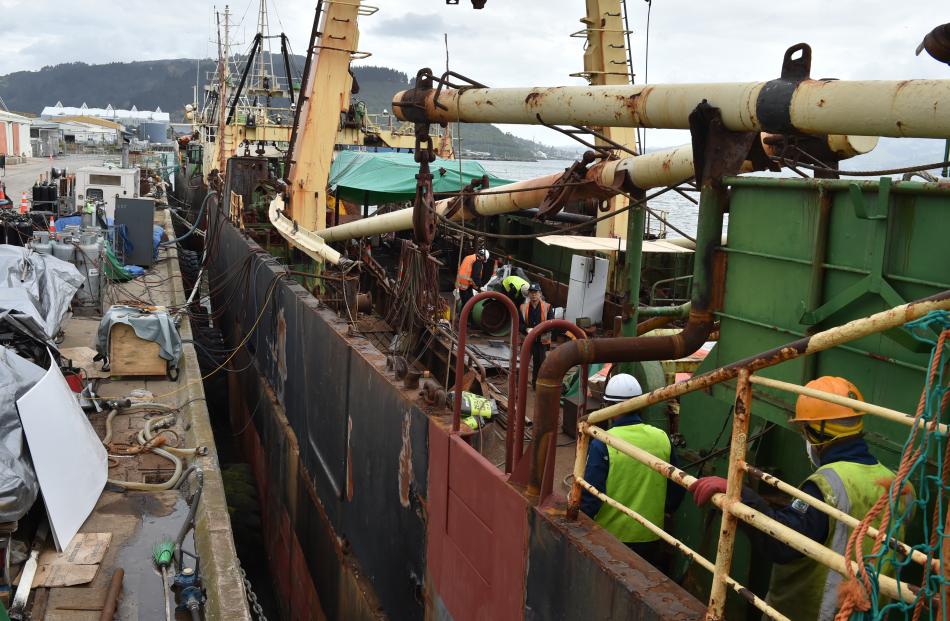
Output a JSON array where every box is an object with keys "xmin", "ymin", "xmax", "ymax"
[{"xmin": 16, "ymin": 362, "xmax": 106, "ymax": 550}]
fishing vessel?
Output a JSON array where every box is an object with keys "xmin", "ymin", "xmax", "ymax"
[{"xmin": 174, "ymin": 2, "xmax": 950, "ymax": 619}]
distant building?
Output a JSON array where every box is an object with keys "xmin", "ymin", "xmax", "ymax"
[
  {"xmin": 0, "ymin": 110, "xmax": 33, "ymax": 158},
  {"xmin": 31, "ymin": 117, "xmax": 120, "ymax": 156},
  {"xmin": 41, "ymin": 101, "xmax": 170, "ymax": 126},
  {"xmin": 56, "ymin": 116, "xmax": 123, "ymax": 144}
]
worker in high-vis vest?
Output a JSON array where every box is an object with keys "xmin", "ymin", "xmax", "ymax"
[
  {"xmin": 501, "ymin": 273, "xmax": 529, "ymax": 306},
  {"xmin": 689, "ymin": 376, "xmax": 913, "ymax": 621},
  {"xmin": 519, "ymin": 283, "xmax": 554, "ymax": 389},
  {"xmin": 454, "ymin": 248, "xmax": 489, "ymax": 311},
  {"xmin": 581, "ymin": 373, "xmax": 683, "ymax": 571}
]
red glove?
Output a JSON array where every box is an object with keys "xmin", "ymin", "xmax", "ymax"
[{"xmin": 689, "ymin": 476, "xmax": 728, "ymax": 506}]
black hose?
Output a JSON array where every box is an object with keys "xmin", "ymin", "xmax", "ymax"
[
  {"xmin": 162, "ymin": 192, "xmax": 217, "ymax": 247},
  {"xmin": 175, "ymin": 468, "xmax": 204, "ymax": 571}
]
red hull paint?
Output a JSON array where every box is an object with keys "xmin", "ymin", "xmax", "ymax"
[
  {"xmin": 427, "ymin": 419, "xmax": 528, "ymax": 621},
  {"xmin": 234, "ymin": 379, "xmax": 328, "ymax": 621}
]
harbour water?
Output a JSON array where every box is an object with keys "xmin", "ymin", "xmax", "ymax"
[{"xmin": 476, "ymin": 159, "xmax": 701, "ymax": 237}]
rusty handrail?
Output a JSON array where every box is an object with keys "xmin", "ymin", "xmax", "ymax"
[
  {"xmin": 586, "ymin": 290, "xmax": 950, "ymax": 426},
  {"xmin": 576, "ymin": 422, "xmax": 917, "ymax": 611},
  {"xmin": 511, "ymin": 319, "xmax": 588, "ymax": 475},
  {"xmin": 565, "ymin": 292, "xmax": 950, "ymax": 619},
  {"xmin": 527, "ymin": 308, "xmax": 714, "ymax": 499},
  {"xmin": 453, "ymin": 291, "xmax": 520, "ymax": 434}
]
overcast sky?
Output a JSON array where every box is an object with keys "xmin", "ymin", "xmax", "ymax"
[{"xmin": 4, "ymin": 0, "xmax": 949, "ymax": 151}]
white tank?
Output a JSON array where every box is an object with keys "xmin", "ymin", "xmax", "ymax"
[
  {"xmin": 75, "ymin": 231, "xmax": 103, "ymax": 305},
  {"xmin": 31, "ymin": 231, "xmax": 52, "ymax": 256},
  {"xmin": 51, "ymin": 234, "xmax": 75, "ymax": 263}
]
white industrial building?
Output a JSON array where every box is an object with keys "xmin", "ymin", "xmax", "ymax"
[
  {"xmin": 0, "ymin": 110, "xmax": 32, "ymax": 158},
  {"xmin": 41, "ymin": 102, "xmax": 170, "ymax": 125}
]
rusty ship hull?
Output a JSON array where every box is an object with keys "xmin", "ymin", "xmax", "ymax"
[{"xmin": 195, "ymin": 181, "xmax": 703, "ymax": 619}]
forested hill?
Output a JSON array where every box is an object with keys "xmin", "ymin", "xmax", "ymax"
[{"xmin": 0, "ymin": 59, "xmax": 573, "ymax": 160}]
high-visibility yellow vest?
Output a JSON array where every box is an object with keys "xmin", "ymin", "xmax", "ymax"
[
  {"xmin": 502, "ymin": 275, "xmax": 528, "ymax": 296},
  {"xmin": 594, "ymin": 423, "xmax": 670, "ymax": 543},
  {"xmin": 766, "ymin": 460, "xmax": 912, "ymax": 621}
]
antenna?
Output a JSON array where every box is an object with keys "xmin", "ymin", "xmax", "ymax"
[{"xmin": 251, "ymin": 0, "xmax": 277, "ymax": 95}]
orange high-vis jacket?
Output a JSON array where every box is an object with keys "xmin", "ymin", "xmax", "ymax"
[{"xmin": 455, "ymin": 254, "xmax": 478, "ymax": 290}]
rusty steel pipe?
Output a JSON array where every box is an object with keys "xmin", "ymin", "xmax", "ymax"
[
  {"xmin": 453, "ymin": 291, "xmax": 520, "ymax": 438},
  {"xmin": 527, "ymin": 310, "xmax": 714, "ymax": 499},
  {"xmin": 587, "ymin": 289, "xmax": 950, "ymax": 426},
  {"xmin": 635, "ymin": 314, "xmax": 677, "ymax": 335},
  {"xmin": 393, "ymin": 79, "xmax": 950, "ymax": 139},
  {"xmin": 511, "ymin": 320, "xmax": 589, "ymax": 475},
  {"xmin": 316, "ymin": 147, "xmax": 686, "ymax": 243},
  {"xmin": 525, "ymin": 180, "xmax": 727, "ymax": 501},
  {"xmin": 99, "ymin": 568, "xmax": 124, "ymax": 621},
  {"xmin": 706, "ymin": 369, "xmax": 753, "ymax": 620}
]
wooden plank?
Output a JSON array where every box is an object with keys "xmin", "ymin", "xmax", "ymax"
[{"xmin": 108, "ymin": 324, "xmax": 166, "ymax": 376}]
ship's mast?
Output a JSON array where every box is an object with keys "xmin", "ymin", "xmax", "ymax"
[
  {"xmin": 252, "ymin": 0, "xmax": 276, "ymax": 96},
  {"xmin": 217, "ymin": 5, "xmax": 231, "ymax": 174}
]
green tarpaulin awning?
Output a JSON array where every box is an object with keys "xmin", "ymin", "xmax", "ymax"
[{"xmin": 328, "ymin": 150, "xmax": 514, "ymax": 205}]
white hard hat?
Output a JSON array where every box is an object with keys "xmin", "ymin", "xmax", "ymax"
[
  {"xmin": 478, "ymin": 249, "xmax": 489, "ymax": 260},
  {"xmin": 603, "ymin": 373, "xmax": 643, "ymax": 402},
  {"xmin": 520, "ymin": 284, "xmax": 529, "ymax": 296}
]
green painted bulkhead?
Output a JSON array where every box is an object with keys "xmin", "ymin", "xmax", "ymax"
[{"xmin": 669, "ymin": 176, "xmax": 950, "ymax": 617}]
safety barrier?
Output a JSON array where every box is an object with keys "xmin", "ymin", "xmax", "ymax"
[{"xmin": 566, "ymin": 292, "xmax": 950, "ymax": 620}]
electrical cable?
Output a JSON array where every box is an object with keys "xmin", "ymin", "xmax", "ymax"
[
  {"xmin": 432, "ymin": 183, "xmax": 691, "ymax": 241},
  {"xmin": 771, "ymin": 157, "xmax": 950, "ymax": 177},
  {"xmin": 161, "ymin": 191, "xmax": 217, "ymax": 247},
  {"xmin": 642, "ymin": 0, "xmax": 653, "ymax": 153}
]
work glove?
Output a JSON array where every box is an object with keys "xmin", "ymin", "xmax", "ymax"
[
  {"xmin": 452, "ymin": 288, "xmax": 460, "ymax": 301},
  {"xmin": 689, "ymin": 476, "xmax": 727, "ymax": 506}
]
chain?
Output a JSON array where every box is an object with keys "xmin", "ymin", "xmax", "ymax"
[{"xmin": 238, "ymin": 563, "xmax": 268, "ymax": 621}]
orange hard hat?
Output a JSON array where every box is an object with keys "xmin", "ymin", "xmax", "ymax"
[{"xmin": 791, "ymin": 376, "xmax": 865, "ymax": 423}]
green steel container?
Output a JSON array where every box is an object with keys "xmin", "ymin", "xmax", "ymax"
[{"xmin": 671, "ymin": 177, "xmax": 950, "ymax": 616}]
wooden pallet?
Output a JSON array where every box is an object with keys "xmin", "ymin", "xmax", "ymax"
[{"xmin": 108, "ymin": 323, "xmax": 166, "ymax": 377}]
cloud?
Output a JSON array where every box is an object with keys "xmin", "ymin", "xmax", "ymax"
[
  {"xmin": 372, "ymin": 13, "xmax": 449, "ymax": 38},
  {"xmin": 0, "ymin": 0, "xmax": 946, "ymax": 153}
]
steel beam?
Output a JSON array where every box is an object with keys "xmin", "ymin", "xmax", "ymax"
[
  {"xmin": 316, "ymin": 145, "xmax": 691, "ymax": 242},
  {"xmin": 393, "ymin": 80, "xmax": 950, "ymax": 138}
]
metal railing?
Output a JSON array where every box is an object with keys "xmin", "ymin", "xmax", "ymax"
[{"xmin": 566, "ymin": 292, "xmax": 950, "ymax": 620}]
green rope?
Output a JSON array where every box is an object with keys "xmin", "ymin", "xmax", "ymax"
[{"xmin": 856, "ymin": 310, "xmax": 950, "ymax": 620}]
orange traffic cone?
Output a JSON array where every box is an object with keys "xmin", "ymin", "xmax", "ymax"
[
  {"xmin": 19, "ymin": 192, "xmax": 28, "ymax": 214},
  {"xmin": 0, "ymin": 184, "xmax": 6, "ymax": 203},
  {"xmin": 48, "ymin": 216, "xmax": 55, "ymax": 235}
]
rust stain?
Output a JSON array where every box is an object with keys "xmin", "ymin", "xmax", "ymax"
[
  {"xmin": 398, "ymin": 411, "xmax": 413, "ymax": 508},
  {"xmin": 624, "ymin": 87, "xmax": 652, "ymax": 124},
  {"xmin": 524, "ymin": 92, "xmax": 544, "ymax": 106},
  {"xmin": 274, "ymin": 308, "xmax": 288, "ymax": 384},
  {"xmin": 346, "ymin": 416, "xmax": 354, "ymax": 501}
]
